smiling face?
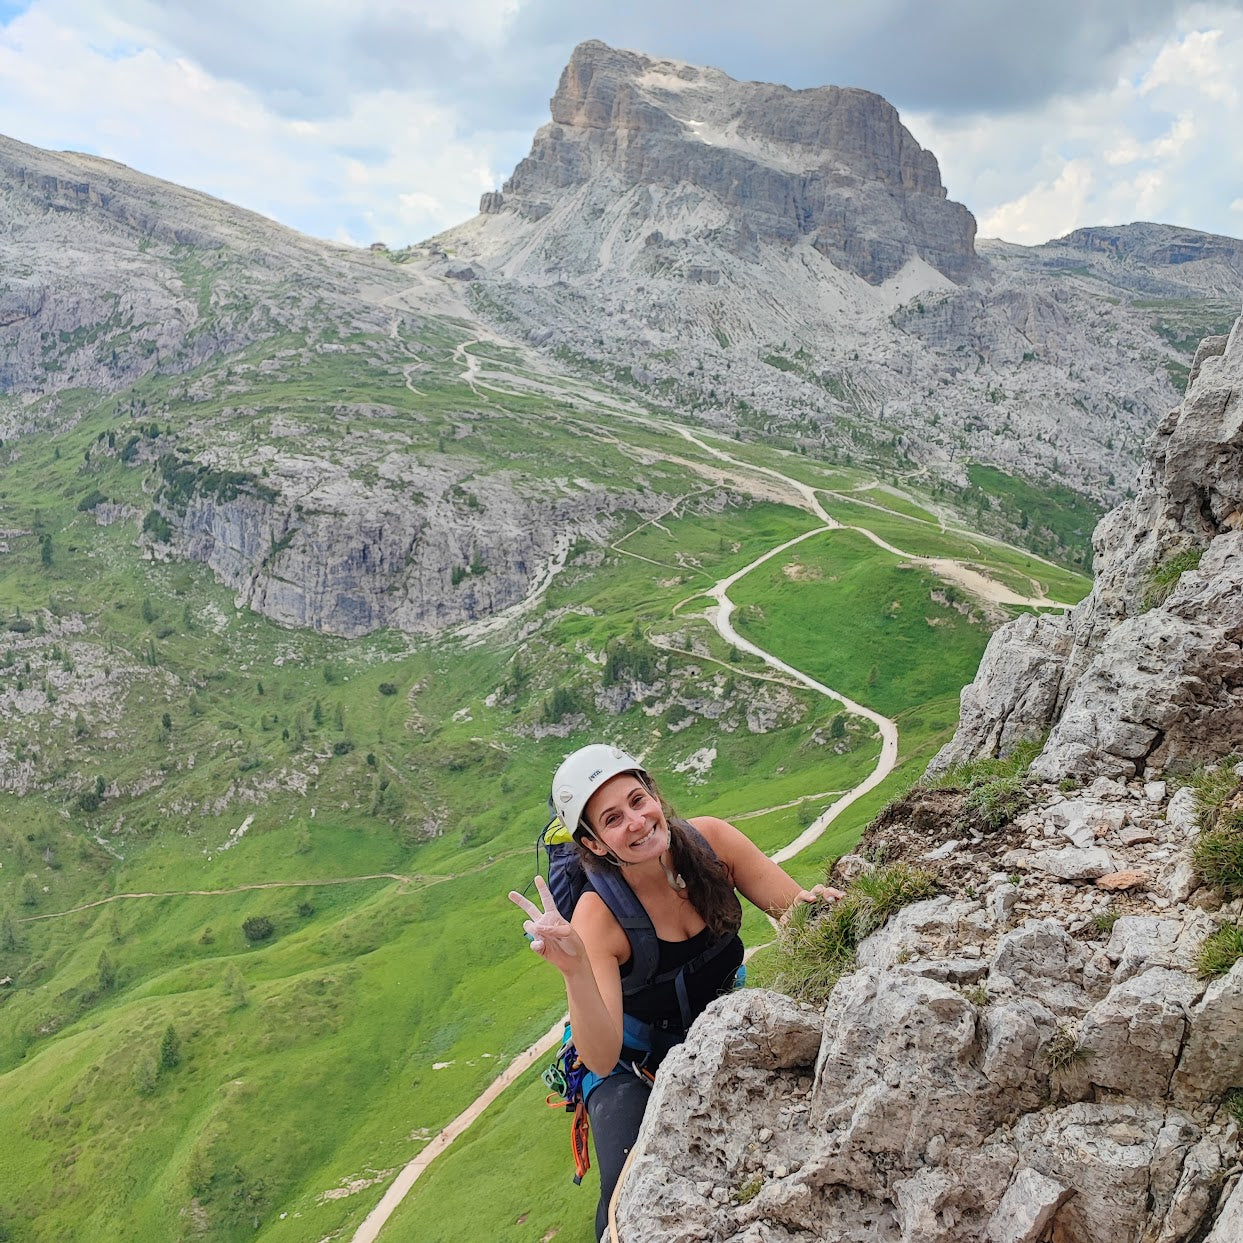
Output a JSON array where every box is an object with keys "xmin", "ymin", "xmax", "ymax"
[{"xmin": 581, "ymin": 772, "xmax": 669, "ymax": 863}]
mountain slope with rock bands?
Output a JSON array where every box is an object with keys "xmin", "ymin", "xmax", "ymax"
[{"xmin": 430, "ymin": 40, "xmax": 1243, "ymax": 506}]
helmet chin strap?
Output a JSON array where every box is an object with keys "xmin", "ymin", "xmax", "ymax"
[{"xmin": 579, "ymin": 830, "xmax": 630, "ymax": 868}]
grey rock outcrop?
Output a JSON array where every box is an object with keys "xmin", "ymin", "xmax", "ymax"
[
  {"xmin": 931, "ymin": 309, "xmax": 1243, "ymax": 779},
  {"xmin": 1051, "ymin": 223, "xmax": 1243, "ymax": 298},
  {"xmin": 153, "ymin": 454, "xmax": 682, "ymax": 638},
  {"xmin": 614, "ymin": 776, "xmax": 1243, "ymax": 1242},
  {"xmin": 0, "ymin": 132, "xmax": 414, "ymax": 404}
]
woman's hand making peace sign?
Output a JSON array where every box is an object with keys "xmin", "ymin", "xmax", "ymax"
[{"xmin": 508, "ymin": 876, "xmax": 587, "ymax": 975}]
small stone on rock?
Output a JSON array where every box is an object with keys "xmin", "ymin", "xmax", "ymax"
[{"xmin": 1096, "ymin": 870, "xmax": 1147, "ymax": 891}]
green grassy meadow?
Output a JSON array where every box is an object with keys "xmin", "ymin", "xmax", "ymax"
[{"xmin": 0, "ymin": 305, "xmax": 1097, "ymax": 1243}]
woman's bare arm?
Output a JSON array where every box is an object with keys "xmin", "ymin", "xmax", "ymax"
[
  {"xmin": 690, "ymin": 816, "xmax": 843, "ymax": 917},
  {"xmin": 508, "ymin": 879, "xmax": 629, "ymax": 1074}
]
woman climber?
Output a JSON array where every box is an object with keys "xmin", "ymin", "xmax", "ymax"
[{"xmin": 509, "ymin": 743, "xmax": 841, "ymax": 1239}]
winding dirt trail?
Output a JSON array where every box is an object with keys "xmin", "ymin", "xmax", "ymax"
[
  {"xmin": 351, "ymin": 496, "xmax": 899, "ymax": 1243},
  {"xmin": 17, "ymin": 873, "xmax": 414, "ymax": 923},
  {"xmin": 704, "ymin": 527, "xmax": 901, "ymax": 863},
  {"xmin": 345, "ymin": 325, "xmax": 1078, "ymax": 1239},
  {"xmin": 20, "ymin": 850, "xmax": 535, "ymax": 925},
  {"xmin": 350, "ymin": 1019, "xmax": 567, "ymax": 1243}
]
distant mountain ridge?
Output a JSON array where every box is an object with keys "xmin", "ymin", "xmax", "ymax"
[
  {"xmin": 1, "ymin": 45, "xmax": 1241, "ymax": 639},
  {"xmin": 431, "ymin": 41, "xmax": 1243, "ymax": 506},
  {"xmin": 0, "ymin": 131, "xmax": 415, "ymax": 401}
]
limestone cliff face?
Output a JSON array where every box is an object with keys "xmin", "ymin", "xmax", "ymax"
[
  {"xmin": 496, "ymin": 40, "xmax": 975, "ymax": 285},
  {"xmin": 146, "ymin": 454, "xmax": 673, "ymax": 639},
  {"xmin": 931, "ymin": 310, "xmax": 1243, "ymax": 780}
]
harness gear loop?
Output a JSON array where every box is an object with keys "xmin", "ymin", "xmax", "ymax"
[{"xmin": 570, "ymin": 1098, "xmax": 591, "ymax": 1185}]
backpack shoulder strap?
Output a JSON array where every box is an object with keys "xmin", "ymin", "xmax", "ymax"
[
  {"xmin": 583, "ymin": 866, "xmax": 660, "ymax": 996},
  {"xmin": 585, "ymin": 818, "xmax": 728, "ymax": 997}
]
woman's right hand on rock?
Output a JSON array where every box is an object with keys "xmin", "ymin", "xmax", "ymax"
[{"xmin": 508, "ymin": 875, "xmax": 584, "ymax": 972}]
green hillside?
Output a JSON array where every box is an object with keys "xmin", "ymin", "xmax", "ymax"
[{"xmin": 0, "ymin": 307, "xmax": 1091, "ymax": 1243}]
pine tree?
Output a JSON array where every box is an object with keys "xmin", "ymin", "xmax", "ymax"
[
  {"xmin": 159, "ymin": 1024, "xmax": 181, "ymax": 1070},
  {"xmin": 1, "ymin": 905, "xmax": 18, "ymax": 951}
]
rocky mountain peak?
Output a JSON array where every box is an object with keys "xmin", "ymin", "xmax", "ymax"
[{"xmin": 489, "ymin": 39, "xmax": 976, "ymax": 284}]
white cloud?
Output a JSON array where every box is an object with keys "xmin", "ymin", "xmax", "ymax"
[
  {"xmin": 1104, "ymin": 113, "xmax": 1196, "ymax": 166},
  {"xmin": 0, "ymin": 3, "xmax": 515, "ymax": 244},
  {"xmin": 1140, "ymin": 26, "xmax": 1239, "ymax": 103},
  {"xmin": 976, "ymin": 159, "xmax": 1097, "ymax": 245},
  {"xmin": 908, "ymin": 11, "xmax": 1243, "ymax": 243}
]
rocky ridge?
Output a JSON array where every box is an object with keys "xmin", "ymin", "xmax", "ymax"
[
  {"xmin": 612, "ymin": 319, "xmax": 1243, "ymax": 1240},
  {"xmin": 0, "ymin": 132, "xmax": 418, "ymax": 404},
  {"xmin": 931, "ymin": 307, "xmax": 1243, "ymax": 780},
  {"xmin": 148, "ymin": 446, "xmax": 679, "ymax": 639},
  {"xmin": 617, "ymin": 771, "xmax": 1243, "ymax": 1242}
]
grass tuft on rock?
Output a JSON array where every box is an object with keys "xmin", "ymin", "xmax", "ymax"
[
  {"xmin": 1142, "ymin": 547, "xmax": 1204, "ymax": 610},
  {"xmin": 1196, "ymin": 922, "xmax": 1243, "ymax": 979},
  {"xmin": 754, "ymin": 863, "xmax": 939, "ymax": 1005},
  {"xmin": 1041, "ymin": 1024, "xmax": 1092, "ymax": 1074},
  {"xmin": 1222, "ymin": 1089, "xmax": 1243, "ymax": 1129},
  {"xmin": 960, "ymin": 773, "xmax": 1030, "ymax": 831},
  {"xmin": 921, "ymin": 739, "xmax": 1041, "ymax": 832},
  {"xmin": 1173, "ymin": 756, "xmax": 1241, "ymax": 827},
  {"xmin": 923, "ymin": 737, "xmax": 1043, "ymax": 792},
  {"xmin": 1192, "ymin": 812, "xmax": 1243, "ymax": 896}
]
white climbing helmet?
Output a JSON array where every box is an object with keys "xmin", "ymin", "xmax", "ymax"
[{"xmin": 551, "ymin": 743, "xmax": 650, "ymax": 840}]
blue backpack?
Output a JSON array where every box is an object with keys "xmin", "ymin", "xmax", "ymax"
[{"xmin": 538, "ymin": 814, "xmax": 742, "ymax": 1030}]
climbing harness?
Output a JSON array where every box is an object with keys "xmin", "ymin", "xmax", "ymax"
[{"xmin": 542, "ymin": 1021, "xmax": 656, "ymax": 1185}]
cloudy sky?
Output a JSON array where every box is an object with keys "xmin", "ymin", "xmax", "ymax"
[{"xmin": 1, "ymin": 0, "xmax": 1241, "ymax": 249}]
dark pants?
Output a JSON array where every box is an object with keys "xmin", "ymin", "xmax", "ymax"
[{"xmin": 586, "ymin": 1072, "xmax": 652, "ymax": 1240}]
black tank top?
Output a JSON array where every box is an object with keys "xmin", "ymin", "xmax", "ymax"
[{"xmin": 619, "ymin": 926, "xmax": 744, "ymax": 1026}]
